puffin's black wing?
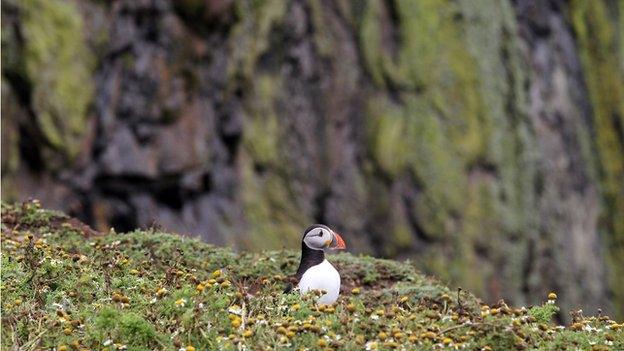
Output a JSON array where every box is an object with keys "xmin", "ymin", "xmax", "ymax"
[{"xmin": 284, "ymin": 233, "xmax": 324, "ymax": 294}]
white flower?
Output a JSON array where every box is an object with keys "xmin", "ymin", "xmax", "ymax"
[
  {"xmin": 228, "ymin": 305, "xmax": 243, "ymax": 315},
  {"xmin": 365, "ymin": 341, "xmax": 378, "ymax": 350},
  {"xmin": 103, "ymin": 340, "xmax": 113, "ymax": 346}
]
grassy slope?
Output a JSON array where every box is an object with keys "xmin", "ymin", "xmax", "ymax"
[{"xmin": 1, "ymin": 202, "xmax": 622, "ymax": 350}]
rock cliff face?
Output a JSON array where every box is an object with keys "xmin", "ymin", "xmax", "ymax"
[{"xmin": 2, "ymin": 0, "xmax": 623, "ymax": 318}]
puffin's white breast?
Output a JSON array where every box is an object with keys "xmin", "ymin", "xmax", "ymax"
[{"xmin": 298, "ymin": 259, "xmax": 341, "ymax": 304}]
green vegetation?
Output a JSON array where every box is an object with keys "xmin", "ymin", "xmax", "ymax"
[
  {"xmin": 359, "ymin": 0, "xmax": 537, "ymax": 303},
  {"xmin": 2, "ymin": 201, "xmax": 622, "ymax": 350},
  {"xmin": 19, "ymin": 0, "xmax": 95, "ymax": 164},
  {"xmin": 569, "ymin": 0, "xmax": 624, "ymax": 316}
]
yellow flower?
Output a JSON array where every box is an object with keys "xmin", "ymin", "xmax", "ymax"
[
  {"xmin": 185, "ymin": 346, "xmax": 195, "ymax": 351},
  {"xmin": 112, "ymin": 293, "xmax": 122, "ymax": 302},
  {"xmin": 548, "ymin": 292, "xmax": 557, "ymax": 300},
  {"xmin": 242, "ymin": 329, "xmax": 254, "ymax": 337},
  {"xmin": 385, "ymin": 341, "xmax": 399, "ymax": 349},
  {"xmin": 317, "ymin": 339, "xmax": 327, "ymax": 347},
  {"xmin": 175, "ymin": 298, "xmax": 187, "ymax": 307},
  {"xmin": 422, "ymin": 331, "xmax": 436, "ymax": 339},
  {"xmin": 211, "ymin": 269, "xmax": 222, "ymax": 278},
  {"xmin": 351, "ymin": 288, "xmax": 361, "ymax": 295}
]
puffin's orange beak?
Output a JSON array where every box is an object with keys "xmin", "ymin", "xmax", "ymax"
[{"xmin": 330, "ymin": 231, "xmax": 346, "ymax": 250}]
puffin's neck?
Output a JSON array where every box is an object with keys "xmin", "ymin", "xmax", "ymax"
[{"xmin": 295, "ymin": 242, "xmax": 325, "ymax": 278}]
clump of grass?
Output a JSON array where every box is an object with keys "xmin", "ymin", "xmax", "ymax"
[
  {"xmin": 529, "ymin": 302, "xmax": 559, "ymax": 324},
  {"xmin": 1, "ymin": 201, "xmax": 623, "ymax": 350}
]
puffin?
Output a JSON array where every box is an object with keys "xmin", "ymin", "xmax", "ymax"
[{"xmin": 285, "ymin": 224, "xmax": 347, "ymax": 304}]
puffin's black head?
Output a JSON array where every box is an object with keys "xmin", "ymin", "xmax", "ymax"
[{"xmin": 302, "ymin": 224, "xmax": 347, "ymax": 251}]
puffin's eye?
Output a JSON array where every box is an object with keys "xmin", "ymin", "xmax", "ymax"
[{"xmin": 317, "ymin": 230, "xmax": 324, "ymax": 237}]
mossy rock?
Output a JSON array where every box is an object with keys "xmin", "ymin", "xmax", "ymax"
[
  {"xmin": 15, "ymin": 0, "xmax": 94, "ymax": 166},
  {"xmin": 569, "ymin": 0, "xmax": 624, "ymax": 316}
]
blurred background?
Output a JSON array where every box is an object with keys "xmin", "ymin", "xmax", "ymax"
[{"xmin": 1, "ymin": 0, "xmax": 623, "ymax": 319}]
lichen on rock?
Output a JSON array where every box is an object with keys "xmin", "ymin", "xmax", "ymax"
[
  {"xmin": 20, "ymin": 0, "xmax": 94, "ymax": 165},
  {"xmin": 569, "ymin": 0, "xmax": 624, "ymax": 317}
]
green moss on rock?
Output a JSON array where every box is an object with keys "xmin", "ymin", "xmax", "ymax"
[
  {"xmin": 359, "ymin": 0, "xmax": 539, "ymax": 307},
  {"xmin": 20, "ymin": 0, "xmax": 94, "ymax": 163},
  {"xmin": 242, "ymin": 74, "xmax": 281, "ymax": 166},
  {"xmin": 228, "ymin": 0, "xmax": 287, "ymax": 80},
  {"xmin": 240, "ymin": 152, "xmax": 309, "ymax": 251},
  {"xmin": 569, "ymin": 0, "xmax": 624, "ymax": 317}
]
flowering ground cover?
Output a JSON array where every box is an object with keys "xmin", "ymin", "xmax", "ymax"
[{"xmin": 1, "ymin": 201, "xmax": 622, "ymax": 350}]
